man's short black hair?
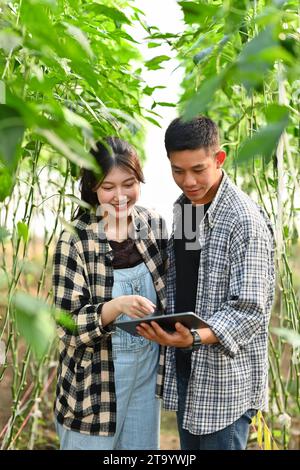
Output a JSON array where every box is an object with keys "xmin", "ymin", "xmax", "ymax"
[{"xmin": 164, "ymin": 116, "xmax": 219, "ymax": 158}]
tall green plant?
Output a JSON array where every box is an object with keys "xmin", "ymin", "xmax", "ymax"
[{"xmin": 0, "ymin": 0, "xmax": 157, "ymax": 449}]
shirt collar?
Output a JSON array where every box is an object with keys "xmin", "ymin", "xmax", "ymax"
[{"xmin": 89, "ymin": 205, "xmax": 149, "ymax": 255}]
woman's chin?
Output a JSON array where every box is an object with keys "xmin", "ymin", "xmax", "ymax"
[{"xmin": 115, "ymin": 204, "xmax": 133, "ymax": 218}]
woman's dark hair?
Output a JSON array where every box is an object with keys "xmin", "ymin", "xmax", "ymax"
[
  {"xmin": 164, "ymin": 116, "xmax": 219, "ymax": 157},
  {"xmin": 73, "ymin": 137, "xmax": 144, "ymax": 220}
]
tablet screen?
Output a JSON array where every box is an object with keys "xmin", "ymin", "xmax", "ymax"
[{"xmin": 116, "ymin": 312, "xmax": 207, "ymax": 337}]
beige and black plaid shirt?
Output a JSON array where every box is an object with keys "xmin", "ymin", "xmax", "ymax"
[{"xmin": 52, "ymin": 205, "xmax": 167, "ymax": 435}]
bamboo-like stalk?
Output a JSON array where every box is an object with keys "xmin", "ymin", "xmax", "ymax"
[{"xmin": 276, "ymin": 63, "xmax": 285, "ymax": 265}]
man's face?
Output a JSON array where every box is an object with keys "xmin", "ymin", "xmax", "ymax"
[{"xmin": 169, "ymin": 147, "xmax": 225, "ymax": 205}]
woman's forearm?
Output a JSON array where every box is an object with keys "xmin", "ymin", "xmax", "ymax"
[{"xmin": 100, "ymin": 298, "xmax": 122, "ymax": 327}]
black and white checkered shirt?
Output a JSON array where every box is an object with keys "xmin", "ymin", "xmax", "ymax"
[
  {"xmin": 52, "ymin": 206, "xmax": 167, "ymax": 435},
  {"xmin": 163, "ymin": 171, "xmax": 275, "ymax": 435}
]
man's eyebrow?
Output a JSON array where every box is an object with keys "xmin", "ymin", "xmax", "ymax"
[
  {"xmin": 191, "ymin": 164, "xmax": 206, "ymax": 169},
  {"xmin": 171, "ymin": 164, "xmax": 206, "ymax": 170},
  {"xmin": 171, "ymin": 164, "xmax": 184, "ymax": 170}
]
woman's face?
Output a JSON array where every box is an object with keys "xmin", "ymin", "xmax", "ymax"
[{"xmin": 95, "ymin": 165, "xmax": 140, "ymax": 218}]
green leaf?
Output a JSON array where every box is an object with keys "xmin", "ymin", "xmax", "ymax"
[
  {"xmin": 58, "ymin": 216, "xmax": 78, "ymax": 237},
  {"xmin": 0, "ymin": 167, "xmax": 14, "ymax": 202},
  {"xmin": 64, "ymin": 194, "xmax": 92, "ymax": 211},
  {"xmin": 146, "ymin": 32, "xmax": 178, "ymax": 40},
  {"xmin": 178, "ymin": 1, "xmax": 219, "ymax": 25},
  {"xmin": 37, "ymin": 129, "xmax": 99, "ymax": 172},
  {"xmin": 230, "ymin": 26, "xmax": 296, "ymax": 91},
  {"xmin": 143, "ymin": 85, "xmax": 166, "ymax": 96},
  {"xmin": 62, "ymin": 22, "xmax": 93, "ymax": 58},
  {"xmin": 223, "ymin": 1, "xmax": 246, "ymax": 32},
  {"xmin": 85, "ymin": 4, "xmax": 131, "ymax": 25},
  {"xmin": 17, "ymin": 221, "xmax": 29, "ymax": 243},
  {"xmin": 272, "ymin": 327, "xmax": 300, "ymax": 348},
  {"xmin": 145, "ymin": 55, "xmax": 170, "ymax": 70},
  {"xmin": 105, "ymin": 108, "xmax": 142, "ymax": 134},
  {"xmin": 109, "ymin": 29, "xmax": 139, "ymax": 44},
  {"xmin": 239, "ymin": 26, "xmax": 276, "ymax": 61},
  {"xmin": 0, "ymin": 226, "xmax": 11, "ymax": 242},
  {"xmin": 0, "ymin": 267, "xmax": 9, "ymax": 290},
  {"xmin": 264, "ymin": 104, "xmax": 290, "ymax": 123},
  {"xmin": 62, "ymin": 108, "xmax": 93, "ymax": 138},
  {"xmin": 184, "ymin": 75, "xmax": 223, "ymax": 120},
  {"xmin": 237, "ymin": 123, "xmax": 285, "ymax": 164},
  {"xmin": 156, "ymin": 102, "xmax": 177, "ymax": 107},
  {"xmin": 228, "ymin": 62, "xmax": 268, "ymax": 92},
  {"xmin": 14, "ymin": 292, "xmax": 56, "ymax": 360},
  {"xmin": 148, "ymin": 42, "xmax": 161, "ymax": 48},
  {"xmin": 0, "ymin": 30, "xmax": 22, "ymax": 54},
  {"xmin": 144, "ymin": 116, "xmax": 161, "ymax": 128},
  {"xmin": 0, "ymin": 105, "xmax": 25, "ymax": 172},
  {"xmin": 55, "ymin": 310, "xmax": 77, "ymax": 333},
  {"xmin": 237, "ymin": 106, "xmax": 289, "ymax": 164},
  {"xmin": 193, "ymin": 46, "xmax": 214, "ymax": 64},
  {"xmin": 238, "ymin": 26, "xmax": 293, "ymax": 65}
]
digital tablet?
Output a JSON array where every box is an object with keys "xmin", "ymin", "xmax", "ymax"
[{"xmin": 116, "ymin": 312, "xmax": 207, "ymax": 337}]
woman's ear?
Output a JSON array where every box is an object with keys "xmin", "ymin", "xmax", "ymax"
[{"xmin": 215, "ymin": 150, "xmax": 226, "ymax": 167}]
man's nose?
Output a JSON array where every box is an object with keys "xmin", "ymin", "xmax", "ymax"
[{"xmin": 183, "ymin": 173, "xmax": 197, "ymax": 187}]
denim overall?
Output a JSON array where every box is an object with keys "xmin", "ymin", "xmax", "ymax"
[{"xmin": 56, "ymin": 262, "xmax": 160, "ymax": 450}]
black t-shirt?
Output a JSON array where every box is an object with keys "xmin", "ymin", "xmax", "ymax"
[
  {"xmin": 109, "ymin": 239, "xmax": 143, "ymax": 269},
  {"xmin": 174, "ymin": 197, "xmax": 211, "ymax": 313}
]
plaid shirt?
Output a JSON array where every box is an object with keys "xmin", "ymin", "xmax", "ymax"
[
  {"xmin": 163, "ymin": 171, "xmax": 275, "ymax": 435},
  {"xmin": 52, "ymin": 206, "xmax": 167, "ymax": 435}
]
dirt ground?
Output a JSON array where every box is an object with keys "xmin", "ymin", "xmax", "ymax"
[{"xmin": 0, "ymin": 369, "xmax": 180, "ymax": 450}]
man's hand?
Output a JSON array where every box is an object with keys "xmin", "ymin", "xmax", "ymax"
[{"xmin": 136, "ymin": 321, "xmax": 193, "ymax": 348}]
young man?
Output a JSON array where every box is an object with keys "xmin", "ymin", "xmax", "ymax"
[{"xmin": 137, "ymin": 116, "xmax": 275, "ymax": 450}]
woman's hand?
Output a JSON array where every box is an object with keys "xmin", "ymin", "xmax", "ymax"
[
  {"xmin": 101, "ymin": 296, "xmax": 156, "ymax": 327},
  {"xmin": 116, "ymin": 295, "xmax": 156, "ymax": 319}
]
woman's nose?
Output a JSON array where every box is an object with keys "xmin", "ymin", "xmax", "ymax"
[{"xmin": 113, "ymin": 187, "xmax": 125, "ymax": 200}]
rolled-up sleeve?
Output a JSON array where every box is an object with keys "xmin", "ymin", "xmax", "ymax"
[
  {"xmin": 52, "ymin": 232, "xmax": 111, "ymax": 348},
  {"xmin": 206, "ymin": 231, "xmax": 274, "ymax": 358}
]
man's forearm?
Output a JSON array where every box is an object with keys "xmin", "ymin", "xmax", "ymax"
[{"xmin": 197, "ymin": 327, "xmax": 219, "ymax": 345}]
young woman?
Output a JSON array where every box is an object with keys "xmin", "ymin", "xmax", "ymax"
[{"xmin": 52, "ymin": 137, "xmax": 167, "ymax": 450}]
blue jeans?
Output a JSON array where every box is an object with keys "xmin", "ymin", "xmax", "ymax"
[
  {"xmin": 56, "ymin": 262, "xmax": 160, "ymax": 450},
  {"xmin": 176, "ymin": 349, "xmax": 257, "ymax": 450}
]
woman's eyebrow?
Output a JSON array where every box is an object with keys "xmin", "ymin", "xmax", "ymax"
[
  {"xmin": 102, "ymin": 177, "xmax": 136, "ymax": 185},
  {"xmin": 122, "ymin": 177, "xmax": 136, "ymax": 183}
]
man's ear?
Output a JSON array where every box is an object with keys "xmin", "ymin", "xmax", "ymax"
[{"xmin": 215, "ymin": 150, "xmax": 226, "ymax": 167}]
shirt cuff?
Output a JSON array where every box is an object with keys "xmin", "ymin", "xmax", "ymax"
[{"xmin": 205, "ymin": 315, "xmax": 239, "ymax": 358}]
